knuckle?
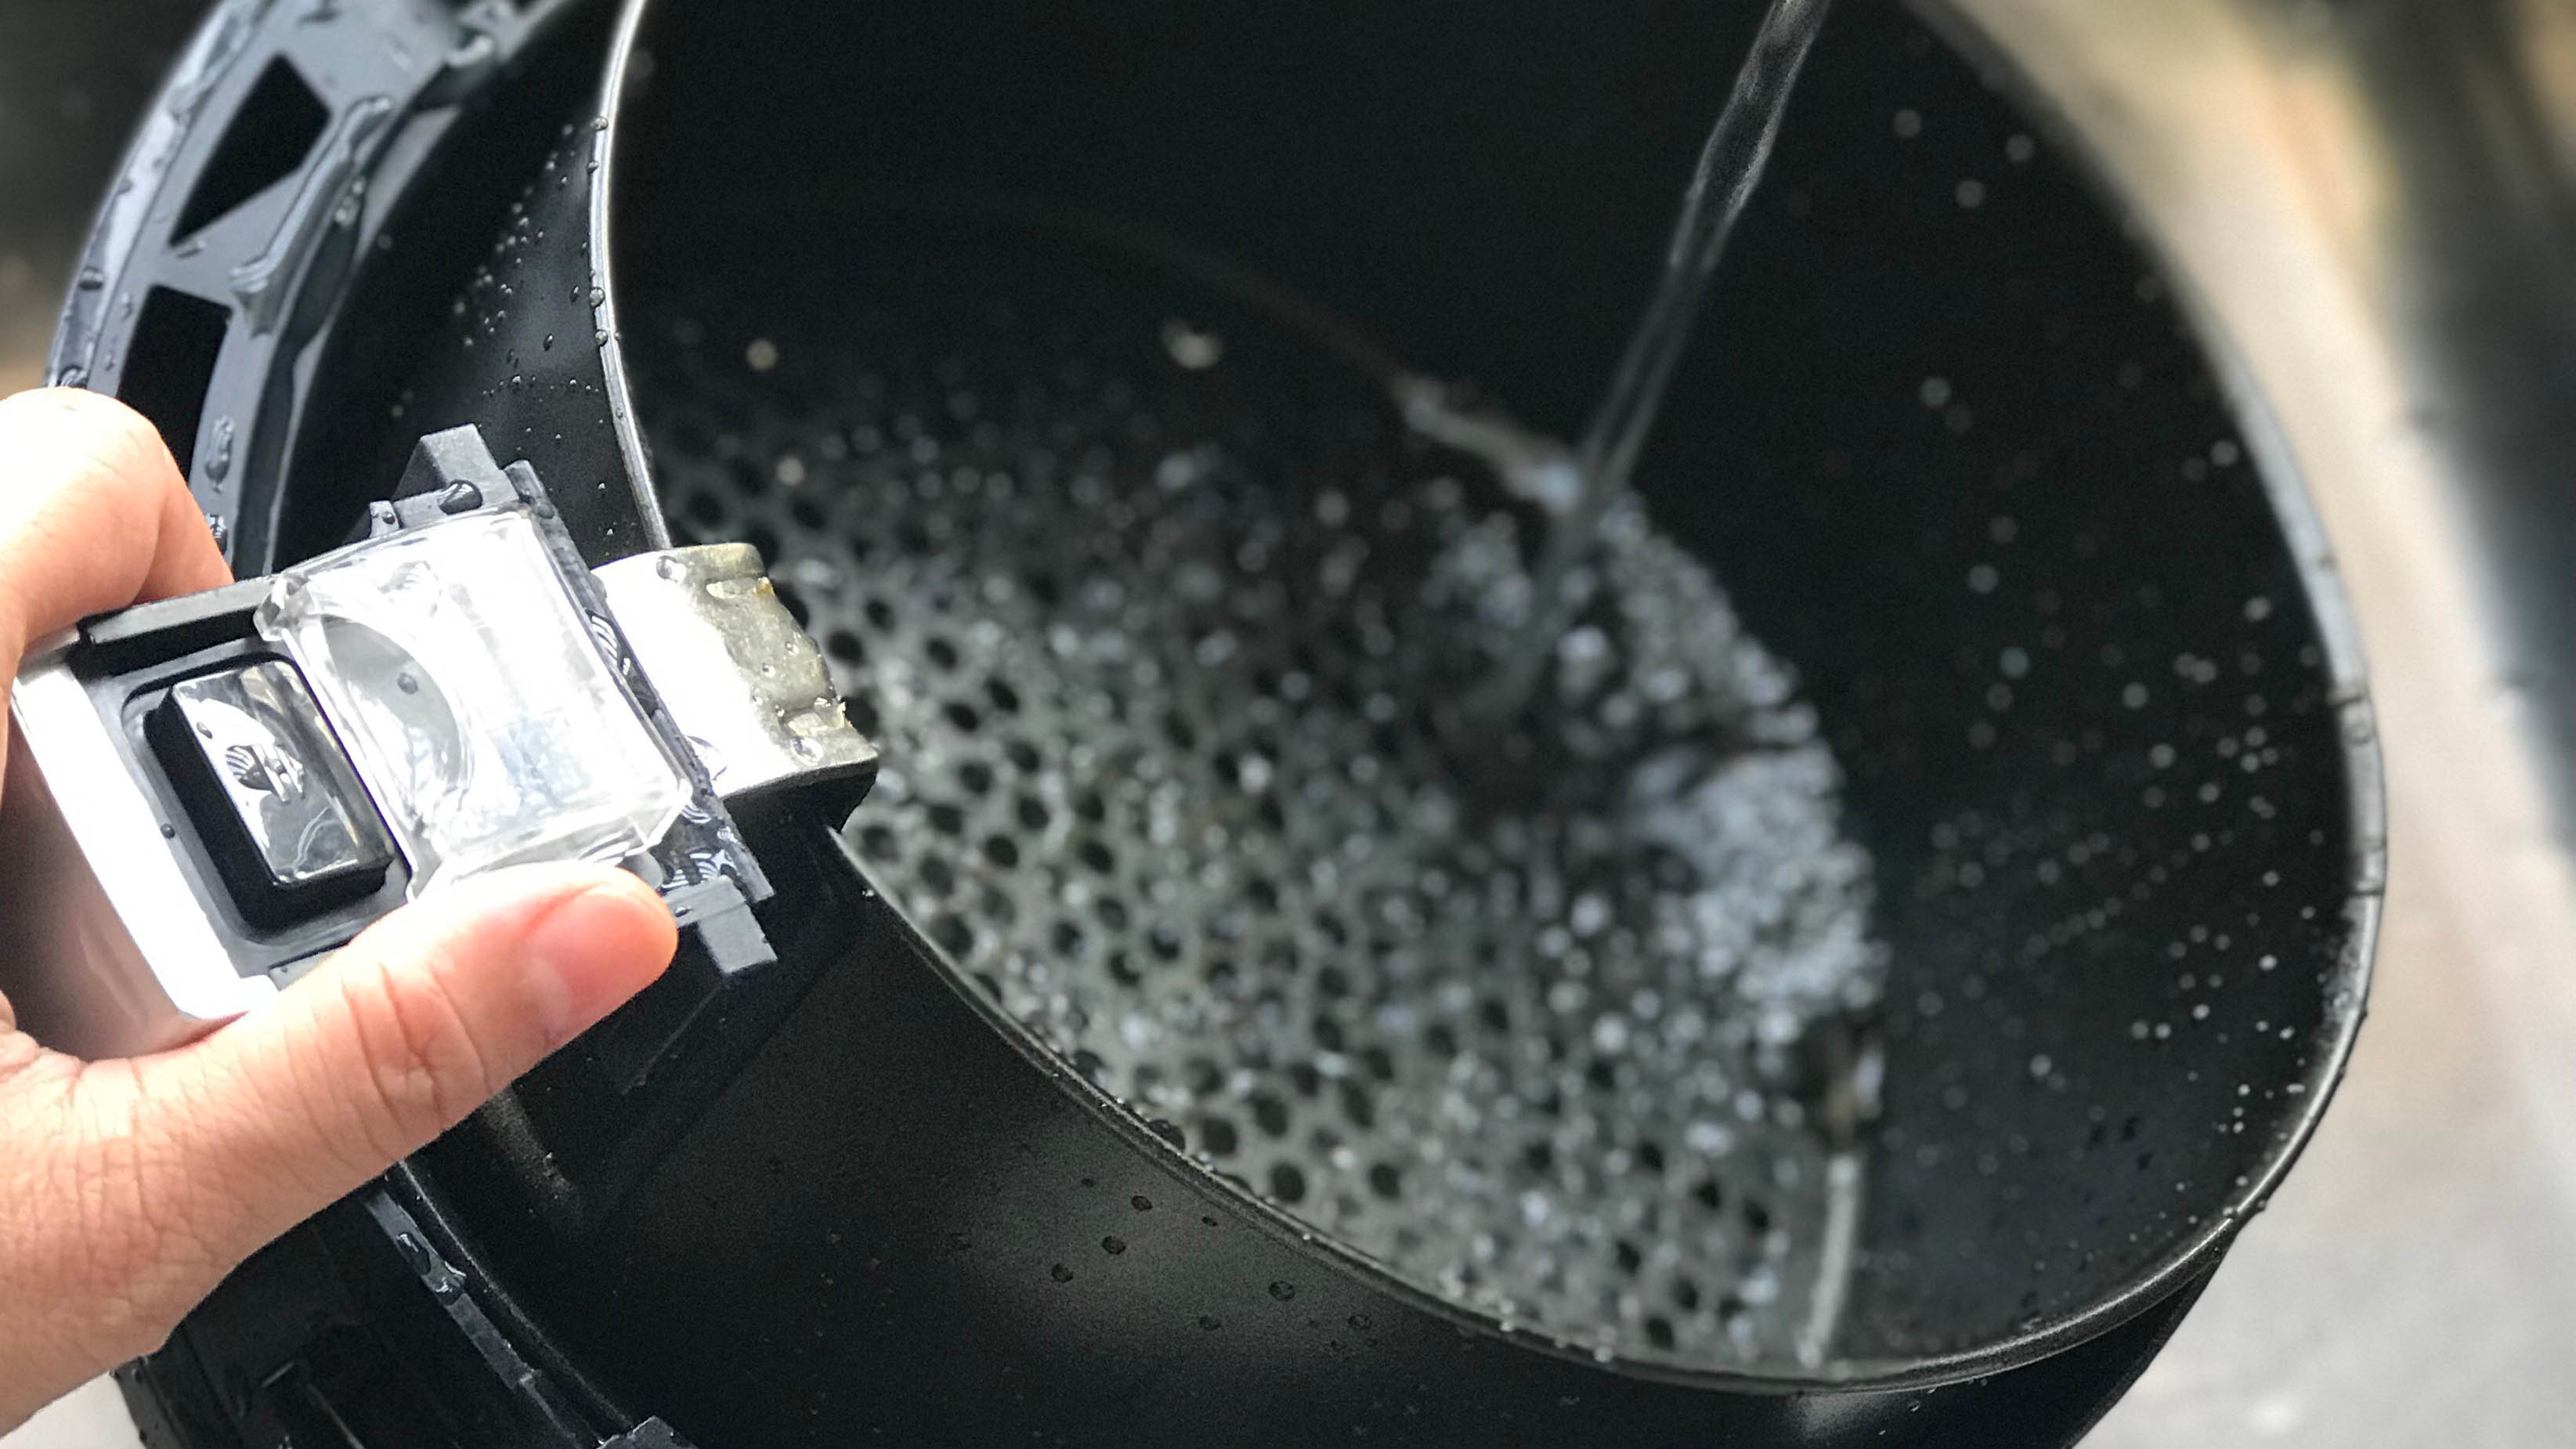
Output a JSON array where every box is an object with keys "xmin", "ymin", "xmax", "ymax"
[{"xmin": 339, "ymin": 947, "xmax": 500, "ymax": 1158}]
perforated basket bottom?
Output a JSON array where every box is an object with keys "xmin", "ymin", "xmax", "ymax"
[{"xmin": 636, "ymin": 246, "xmax": 1889, "ymax": 1370}]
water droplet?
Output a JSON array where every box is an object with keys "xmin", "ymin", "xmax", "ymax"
[
  {"xmin": 203, "ymin": 416, "xmax": 235, "ymax": 482},
  {"xmin": 1049, "ymin": 1263, "xmax": 1074, "ymax": 1283},
  {"xmin": 1268, "ymin": 1281, "xmax": 1296, "ymax": 1302},
  {"xmin": 1161, "ymin": 318, "xmax": 1224, "ymax": 370},
  {"xmin": 1101, "ymin": 1235, "xmax": 1127, "ymax": 1256}
]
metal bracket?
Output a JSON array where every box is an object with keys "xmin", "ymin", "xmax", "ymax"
[{"xmin": 594, "ymin": 544, "xmax": 880, "ymax": 811}]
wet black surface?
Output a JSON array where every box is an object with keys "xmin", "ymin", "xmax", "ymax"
[{"xmin": 375, "ymin": 7, "xmax": 2367, "ymax": 1444}]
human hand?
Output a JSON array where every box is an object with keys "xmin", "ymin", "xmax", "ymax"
[{"xmin": 0, "ymin": 388, "xmax": 679, "ymax": 1433}]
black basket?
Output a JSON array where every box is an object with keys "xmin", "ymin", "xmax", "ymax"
[{"xmin": 55, "ymin": 2, "xmax": 2380, "ymax": 1446}]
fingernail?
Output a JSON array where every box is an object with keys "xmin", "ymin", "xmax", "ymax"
[{"xmin": 522, "ymin": 875, "xmax": 680, "ymax": 1045}]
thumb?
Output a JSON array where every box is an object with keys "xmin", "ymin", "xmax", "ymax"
[{"xmin": 133, "ymin": 863, "xmax": 676, "ymax": 1268}]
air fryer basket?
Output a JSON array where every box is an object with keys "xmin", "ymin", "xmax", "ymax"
[{"xmin": 62, "ymin": 0, "xmax": 2379, "ymax": 1445}]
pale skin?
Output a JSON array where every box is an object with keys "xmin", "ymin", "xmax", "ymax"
[{"xmin": 0, "ymin": 388, "xmax": 680, "ymax": 1433}]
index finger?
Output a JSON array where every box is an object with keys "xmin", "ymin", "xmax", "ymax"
[{"xmin": 0, "ymin": 388, "xmax": 233, "ymax": 666}]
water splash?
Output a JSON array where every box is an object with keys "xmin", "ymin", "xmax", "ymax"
[
  {"xmin": 636, "ymin": 239, "xmax": 1888, "ymax": 1364},
  {"xmin": 1434, "ymin": 0, "xmax": 1833, "ymax": 724}
]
